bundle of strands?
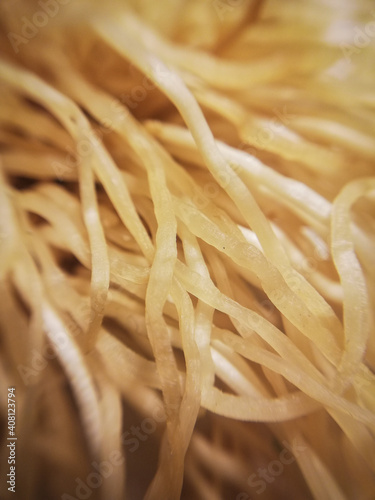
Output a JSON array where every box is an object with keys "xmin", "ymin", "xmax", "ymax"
[{"xmin": 0, "ymin": 0, "xmax": 374, "ymax": 499}]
